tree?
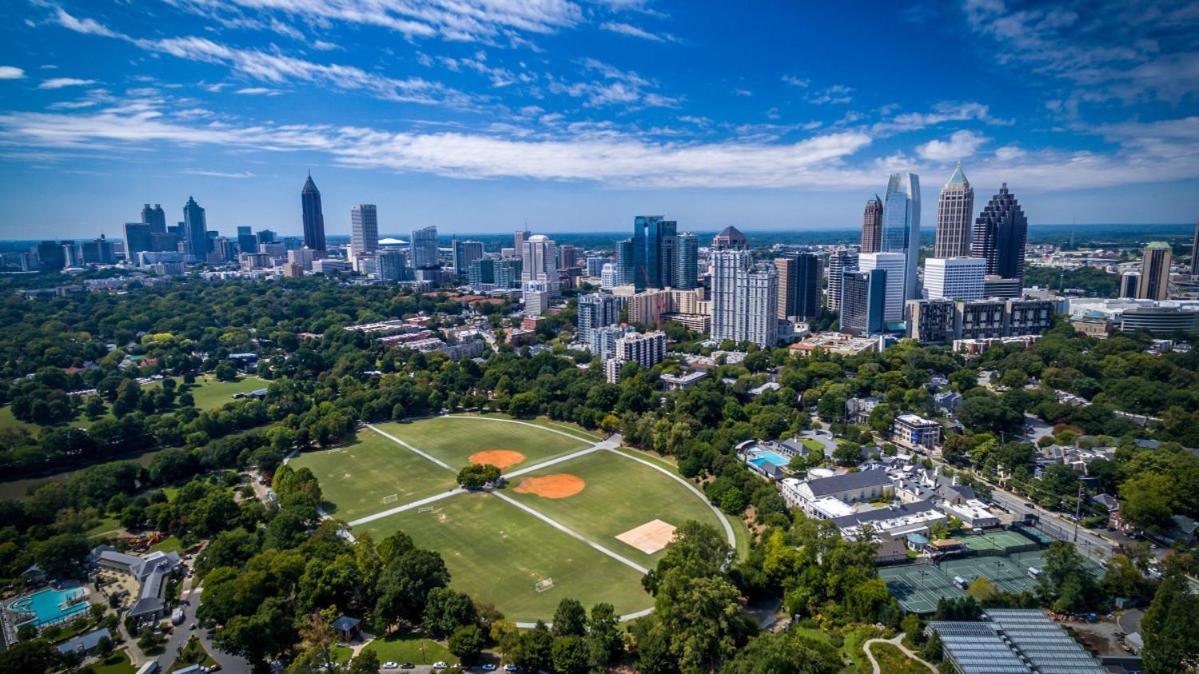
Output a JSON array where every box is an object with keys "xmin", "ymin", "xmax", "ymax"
[
  {"xmin": 587, "ymin": 602, "xmax": 622, "ymax": 669},
  {"xmin": 1141, "ymin": 563, "xmax": 1199, "ymax": 674},
  {"xmin": 832, "ymin": 441, "xmax": 862, "ymax": 467},
  {"xmin": 552, "ymin": 597, "xmax": 587, "ymax": 637},
  {"xmin": 422, "ymin": 588, "xmax": 477, "ymax": 638},
  {"xmin": 656, "ymin": 572, "xmax": 753, "ymax": 674},
  {"xmin": 347, "ymin": 650, "xmax": 381, "ymax": 674},
  {"xmin": 448, "ymin": 624, "xmax": 486, "ymax": 665},
  {"xmin": 719, "ymin": 630, "xmax": 841, "ymax": 674},
  {"xmin": 0, "ymin": 639, "xmax": 57, "ymax": 673},
  {"xmin": 456, "ymin": 463, "xmax": 501, "ymax": 489},
  {"xmin": 512, "ymin": 624, "xmax": 554, "ymax": 672},
  {"xmin": 375, "ymin": 548, "xmax": 450, "ymax": 625},
  {"xmin": 1119, "ymin": 473, "xmax": 1174, "ymax": 531},
  {"xmin": 552, "ymin": 634, "xmax": 591, "ymax": 674}
]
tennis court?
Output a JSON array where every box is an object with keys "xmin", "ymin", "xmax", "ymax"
[
  {"xmin": 957, "ymin": 530, "xmax": 1039, "ymax": 556},
  {"xmin": 879, "ymin": 564, "xmax": 962, "ymax": 614},
  {"xmin": 939, "ymin": 556, "xmax": 1038, "ymax": 595}
]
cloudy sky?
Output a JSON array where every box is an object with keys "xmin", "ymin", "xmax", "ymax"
[{"xmin": 0, "ymin": 0, "xmax": 1197, "ymax": 238}]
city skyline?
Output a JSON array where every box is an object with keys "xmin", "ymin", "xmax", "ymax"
[{"xmin": 0, "ymin": 1, "xmax": 1196, "ymax": 238}]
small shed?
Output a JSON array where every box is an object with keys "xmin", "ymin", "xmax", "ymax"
[{"xmin": 331, "ymin": 615, "xmax": 362, "ymax": 642}]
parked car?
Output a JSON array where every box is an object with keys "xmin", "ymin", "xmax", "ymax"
[{"xmin": 382, "ymin": 663, "xmax": 398, "ymax": 670}]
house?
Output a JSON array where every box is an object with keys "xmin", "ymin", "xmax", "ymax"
[
  {"xmin": 933, "ymin": 390, "xmax": 962, "ymax": 412},
  {"xmin": 892, "ymin": 414, "xmax": 941, "ymax": 451},
  {"xmin": 846, "ymin": 396, "xmax": 880, "ymax": 424},
  {"xmin": 56, "ymin": 628, "xmax": 112, "ymax": 656},
  {"xmin": 780, "ymin": 470, "xmax": 894, "ymax": 516}
]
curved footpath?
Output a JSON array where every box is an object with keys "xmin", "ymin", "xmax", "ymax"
[{"xmin": 862, "ymin": 634, "xmax": 938, "ymax": 674}]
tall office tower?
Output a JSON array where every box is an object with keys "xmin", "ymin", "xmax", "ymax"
[
  {"xmin": 577, "ymin": 293, "xmax": 620, "ymax": 345},
  {"xmin": 972, "ymin": 183, "xmax": 1028, "ymax": 285},
  {"xmin": 141, "ymin": 204, "xmax": 166, "ymax": 233},
  {"xmin": 585, "ymin": 256, "xmax": 610, "ymax": 277},
  {"xmin": 452, "ymin": 240, "xmax": 484, "ymax": 277},
  {"xmin": 858, "ymin": 251, "xmax": 906, "ymax": 322},
  {"xmin": 558, "ymin": 245, "xmax": 579, "ymax": 270},
  {"xmin": 301, "ymin": 174, "xmax": 327, "ymax": 252},
  {"xmin": 632, "ymin": 215, "xmax": 678, "ymax": 290},
  {"xmin": 350, "ymin": 204, "xmax": 379, "ymax": 257},
  {"xmin": 775, "ymin": 253, "xmax": 822, "ymax": 320},
  {"xmin": 825, "ymin": 248, "xmax": 858, "ymax": 311},
  {"xmin": 256, "ymin": 229, "xmax": 276, "ymax": 245},
  {"xmin": 236, "ymin": 226, "xmax": 257, "ymax": 255},
  {"xmin": 881, "ymin": 172, "xmax": 921, "ymax": 302},
  {"xmin": 34, "ymin": 241, "xmax": 66, "ymax": 271},
  {"xmin": 496, "ymin": 258, "xmax": 523, "ymax": 288},
  {"xmin": 861, "ymin": 196, "xmax": 883, "ymax": 253},
  {"xmin": 923, "ymin": 257, "xmax": 985, "ymax": 301},
  {"xmin": 521, "ymin": 234, "xmax": 558, "ymax": 290},
  {"xmin": 840, "ymin": 269, "xmax": 886, "ymax": 336},
  {"xmin": 377, "ymin": 250, "xmax": 409, "ymax": 282},
  {"xmin": 410, "ymin": 226, "xmax": 439, "ymax": 269},
  {"xmin": 711, "ymin": 226, "xmax": 748, "ymax": 252},
  {"xmin": 214, "ymin": 237, "xmax": 237, "ymax": 262},
  {"xmin": 1119, "ymin": 271, "xmax": 1140, "ymax": 298},
  {"xmin": 675, "ymin": 232, "xmax": 699, "ymax": 289},
  {"xmin": 124, "ymin": 223, "xmax": 152, "ymax": 261},
  {"xmin": 1136, "ymin": 241, "xmax": 1172, "ymax": 300},
  {"xmin": 182, "ymin": 196, "xmax": 208, "ymax": 260},
  {"xmin": 514, "ymin": 229, "xmax": 530, "ymax": 256},
  {"xmin": 1192, "ymin": 219, "xmax": 1199, "ymax": 276},
  {"xmin": 710, "ymin": 250, "xmax": 778, "ymax": 347},
  {"xmin": 934, "ymin": 162, "xmax": 974, "ymax": 258},
  {"xmin": 614, "ymin": 239, "xmax": 635, "ymax": 286}
]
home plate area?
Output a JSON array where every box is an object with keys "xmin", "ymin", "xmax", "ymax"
[{"xmin": 616, "ymin": 519, "xmax": 677, "ymax": 555}]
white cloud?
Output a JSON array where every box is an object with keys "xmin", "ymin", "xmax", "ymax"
[
  {"xmin": 807, "ymin": 84, "xmax": 853, "ymax": 105},
  {"xmin": 873, "ymin": 101, "xmax": 1009, "ymax": 134},
  {"xmin": 39, "ymin": 77, "xmax": 97, "ymax": 89},
  {"xmin": 312, "ymin": 40, "xmax": 338, "ymax": 51},
  {"xmin": 182, "ymin": 169, "xmax": 256, "ymax": 178},
  {"xmin": 599, "ymin": 21, "xmax": 678, "ymax": 42},
  {"xmin": 235, "ymin": 87, "xmax": 282, "ymax": 95},
  {"xmin": 781, "ymin": 74, "xmax": 809, "ymax": 88},
  {"xmin": 917, "ymin": 130, "xmax": 987, "ymax": 160},
  {"xmin": 549, "ymin": 58, "xmax": 678, "ymax": 108},
  {"xmin": 0, "ymin": 66, "xmax": 25, "ymax": 79}
]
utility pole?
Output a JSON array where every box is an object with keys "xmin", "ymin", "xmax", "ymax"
[{"xmin": 1073, "ymin": 483, "xmax": 1083, "ymax": 543}]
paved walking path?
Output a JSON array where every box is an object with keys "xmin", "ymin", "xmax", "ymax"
[
  {"xmin": 347, "ymin": 488, "xmax": 465, "ymax": 527},
  {"xmin": 862, "ymin": 634, "xmax": 937, "ymax": 674},
  {"xmin": 365, "ymin": 423, "xmax": 455, "ymax": 471}
]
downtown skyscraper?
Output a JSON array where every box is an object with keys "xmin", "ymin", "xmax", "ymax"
[
  {"xmin": 182, "ymin": 196, "xmax": 208, "ymax": 260},
  {"xmin": 934, "ymin": 162, "xmax": 974, "ymax": 258},
  {"xmin": 972, "ymin": 183, "xmax": 1028, "ymax": 285},
  {"xmin": 410, "ymin": 225, "xmax": 440, "ymax": 269},
  {"xmin": 881, "ymin": 172, "xmax": 921, "ymax": 303},
  {"xmin": 1136, "ymin": 242, "xmax": 1172, "ymax": 301},
  {"xmin": 860, "ymin": 196, "xmax": 883, "ymax": 253},
  {"xmin": 675, "ymin": 233, "xmax": 699, "ymax": 289},
  {"xmin": 632, "ymin": 215, "xmax": 677, "ymax": 290},
  {"xmin": 350, "ymin": 204, "xmax": 378, "ymax": 256},
  {"xmin": 141, "ymin": 204, "xmax": 166, "ymax": 233},
  {"xmin": 711, "ymin": 249, "xmax": 778, "ymax": 347},
  {"xmin": 775, "ymin": 252, "xmax": 822, "ymax": 321},
  {"xmin": 301, "ymin": 173, "xmax": 326, "ymax": 253}
]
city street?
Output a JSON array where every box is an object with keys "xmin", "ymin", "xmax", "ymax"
[{"xmin": 987, "ymin": 489, "xmax": 1116, "ymax": 565}]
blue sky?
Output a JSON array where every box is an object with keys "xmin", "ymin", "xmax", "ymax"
[{"xmin": 0, "ymin": 0, "xmax": 1197, "ymax": 239}]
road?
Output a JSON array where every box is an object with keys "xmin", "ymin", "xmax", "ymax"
[
  {"xmin": 158, "ymin": 558, "xmax": 252, "ymax": 674},
  {"xmin": 987, "ymin": 489, "xmax": 1115, "ymax": 565}
]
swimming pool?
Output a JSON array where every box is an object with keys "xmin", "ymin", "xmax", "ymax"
[
  {"xmin": 7, "ymin": 586, "xmax": 89, "ymax": 629},
  {"xmin": 749, "ymin": 450, "xmax": 790, "ymax": 469}
]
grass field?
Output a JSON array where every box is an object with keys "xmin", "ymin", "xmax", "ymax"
[
  {"xmin": 357, "ymin": 492, "xmax": 652, "ymax": 623},
  {"xmin": 91, "ymin": 651, "xmax": 136, "ymax": 674},
  {"xmin": 289, "ymin": 428, "xmax": 458, "ymax": 522},
  {"xmin": 372, "ymin": 416, "xmax": 588, "ymax": 469},
  {"xmin": 182, "ymin": 375, "xmax": 268, "ymax": 412},
  {"xmin": 868, "ymin": 642, "xmax": 932, "ymax": 674},
  {"xmin": 364, "ymin": 634, "xmax": 458, "ymax": 665},
  {"xmin": 506, "ymin": 449, "xmax": 724, "ymax": 567}
]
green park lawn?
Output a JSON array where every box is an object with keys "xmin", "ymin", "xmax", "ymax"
[
  {"xmin": 356, "ymin": 492, "xmax": 652, "ymax": 623},
  {"xmin": 289, "ymin": 427, "xmax": 458, "ymax": 522},
  {"xmin": 506, "ymin": 448, "xmax": 727, "ymax": 568},
  {"xmin": 150, "ymin": 535, "xmax": 184, "ymax": 553},
  {"xmin": 372, "ymin": 416, "xmax": 589, "ymax": 470},
  {"xmin": 182, "ymin": 374, "xmax": 268, "ymax": 412},
  {"xmin": 168, "ymin": 636, "xmax": 219, "ymax": 673},
  {"xmin": 868, "ymin": 642, "xmax": 932, "ymax": 674},
  {"xmin": 91, "ymin": 650, "xmax": 136, "ymax": 674},
  {"xmin": 364, "ymin": 634, "xmax": 457, "ymax": 665}
]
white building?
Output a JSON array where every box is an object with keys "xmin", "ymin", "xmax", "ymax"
[
  {"xmin": 605, "ymin": 330, "xmax": 666, "ymax": 383},
  {"xmin": 924, "ymin": 257, "xmax": 985, "ymax": 301},
  {"xmin": 350, "ymin": 204, "xmax": 379, "ymax": 257},
  {"xmin": 520, "ymin": 234, "xmax": 558, "ymax": 295},
  {"xmin": 711, "ymin": 250, "xmax": 779, "ymax": 347},
  {"xmin": 859, "ymin": 251, "xmax": 906, "ymax": 322},
  {"xmin": 600, "ymin": 263, "xmax": 617, "ymax": 290},
  {"xmin": 780, "ymin": 470, "xmax": 894, "ymax": 517},
  {"xmin": 522, "ymin": 280, "xmax": 551, "ymax": 316}
]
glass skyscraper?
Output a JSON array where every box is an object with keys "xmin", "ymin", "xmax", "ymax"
[
  {"xmin": 301, "ymin": 174, "xmax": 326, "ymax": 252},
  {"xmin": 410, "ymin": 225, "xmax": 439, "ymax": 269},
  {"xmin": 972, "ymin": 183, "xmax": 1028, "ymax": 284},
  {"xmin": 881, "ymin": 172, "xmax": 921, "ymax": 303},
  {"xmin": 351, "ymin": 204, "xmax": 378, "ymax": 256},
  {"xmin": 675, "ymin": 232, "xmax": 699, "ymax": 289},
  {"xmin": 631, "ymin": 215, "xmax": 677, "ymax": 290},
  {"xmin": 182, "ymin": 196, "xmax": 208, "ymax": 261}
]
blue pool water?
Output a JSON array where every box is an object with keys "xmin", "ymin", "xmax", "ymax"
[
  {"xmin": 8, "ymin": 586, "xmax": 89, "ymax": 628},
  {"xmin": 749, "ymin": 450, "xmax": 790, "ymax": 468}
]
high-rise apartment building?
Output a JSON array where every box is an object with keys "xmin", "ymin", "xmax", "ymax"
[
  {"xmin": 632, "ymin": 215, "xmax": 678, "ymax": 290},
  {"xmin": 934, "ymin": 163, "xmax": 974, "ymax": 258},
  {"xmin": 775, "ymin": 253, "xmax": 822, "ymax": 320},
  {"xmin": 577, "ymin": 293, "xmax": 621, "ymax": 346},
  {"xmin": 410, "ymin": 226, "xmax": 439, "ymax": 269},
  {"xmin": 711, "ymin": 250, "xmax": 778, "ymax": 347},
  {"xmin": 301, "ymin": 174, "xmax": 326, "ymax": 252},
  {"xmin": 861, "ymin": 196, "xmax": 883, "ymax": 253},
  {"xmin": 858, "ymin": 251, "xmax": 906, "ymax": 323},
  {"xmin": 182, "ymin": 196, "xmax": 208, "ymax": 260},
  {"xmin": 466, "ymin": 258, "xmax": 494, "ymax": 287},
  {"xmin": 711, "ymin": 226, "xmax": 748, "ymax": 252},
  {"xmin": 600, "ymin": 264, "xmax": 617, "ymax": 290},
  {"xmin": 882, "ymin": 172, "xmax": 921, "ymax": 302},
  {"xmin": 377, "ymin": 250, "xmax": 409, "ymax": 282},
  {"xmin": 614, "ymin": 239, "xmax": 634, "ymax": 286},
  {"xmin": 906, "ymin": 299, "xmax": 956, "ymax": 344},
  {"xmin": 585, "ymin": 256, "xmax": 611, "ymax": 277},
  {"xmin": 558, "ymin": 245, "xmax": 579, "ymax": 270},
  {"xmin": 675, "ymin": 232, "xmax": 699, "ymax": 289},
  {"xmin": 495, "ymin": 258, "xmax": 522, "ymax": 288},
  {"xmin": 351, "ymin": 204, "xmax": 379, "ymax": 257},
  {"xmin": 972, "ymin": 183, "xmax": 1028, "ymax": 285},
  {"xmin": 1136, "ymin": 241, "xmax": 1172, "ymax": 301},
  {"xmin": 840, "ymin": 269, "xmax": 886, "ymax": 336},
  {"xmin": 141, "ymin": 204, "xmax": 166, "ymax": 233},
  {"xmin": 606, "ymin": 331, "xmax": 667, "ymax": 383},
  {"xmin": 452, "ymin": 240, "xmax": 484, "ymax": 277},
  {"xmin": 923, "ymin": 257, "xmax": 985, "ymax": 301},
  {"xmin": 826, "ymin": 248, "xmax": 858, "ymax": 311}
]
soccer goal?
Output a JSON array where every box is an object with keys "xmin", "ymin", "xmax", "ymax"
[
  {"xmin": 534, "ymin": 578, "xmax": 555, "ymax": 593},
  {"xmin": 417, "ymin": 505, "xmax": 436, "ymax": 513},
  {"xmin": 381, "ymin": 494, "xmax": 399, "ymax": 504}
]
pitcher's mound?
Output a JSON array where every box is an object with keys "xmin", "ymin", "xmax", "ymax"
[
  {"xmin": 470, "ymin": 449, "xmax": 526, "ymax": 470},
  {"xmin": 616, "ymin": 519, "xmax": 677, "ymax": 554},
  {"xmin": 514, "ymin": 474, "xmax": 585, "ymax": 499}
]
